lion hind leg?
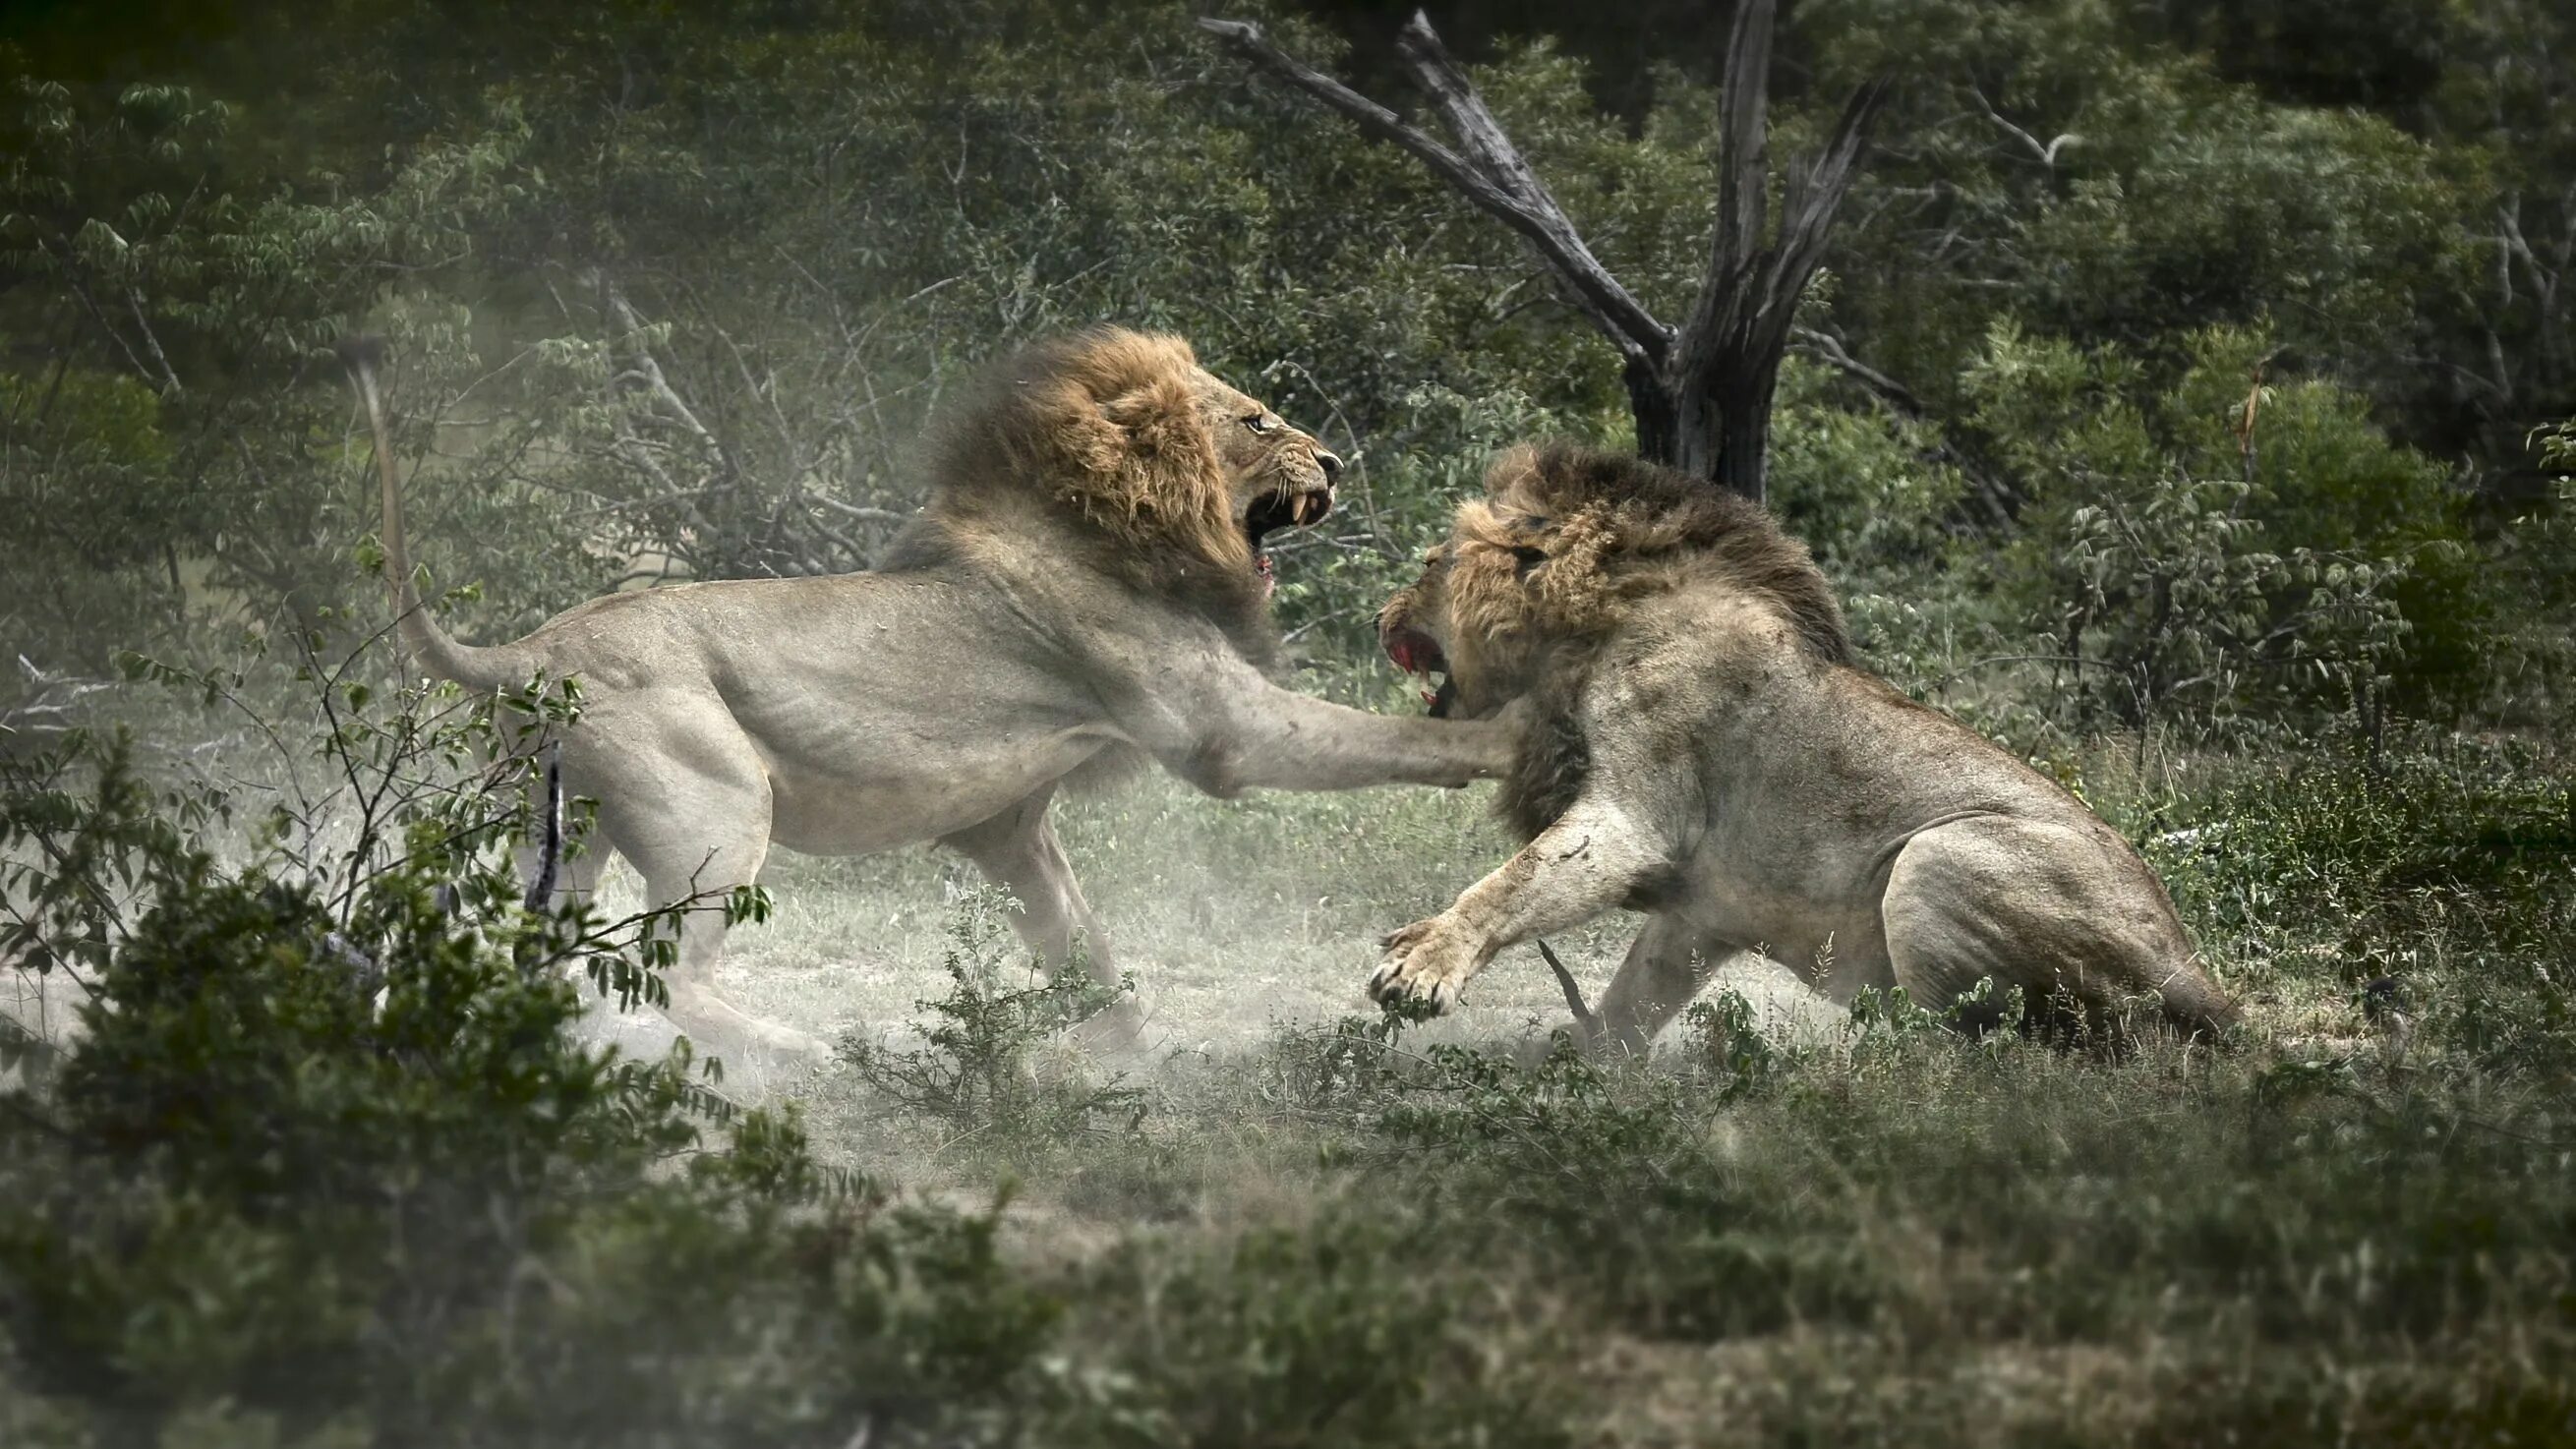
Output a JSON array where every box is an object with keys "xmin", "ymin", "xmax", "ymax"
[
  {"xmin": 581, "ymin": 705, "xmax": 823, "ymax": 1079},
  {"xmin": 1880, "ymin": 818, "xmax": 2222, "ymax": 1041},
  {"xmin": 1589, "ymin": 915, "xmax": 1727, "ymax": 1057},
  {"xmin": 939, "ymin": 787, "xmax": 1143, "ymax": 1051}
]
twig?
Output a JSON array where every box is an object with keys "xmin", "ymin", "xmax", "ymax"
[
  {"xmin": 1532, "ymin": 939, "xmax": 1600, "ymax": 1037},
  {"xmin": 1198, "ymin": 14, "xmax": 1669, "ymax": 366},
  {"xmin": 1790, "ymin": 324, "xmax": 1924, "ymax": 414}
]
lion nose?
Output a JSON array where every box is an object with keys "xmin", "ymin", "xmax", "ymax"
[{"xmin": 1314, "ymin": 449, "xmax": 1343, "ymax": 483}]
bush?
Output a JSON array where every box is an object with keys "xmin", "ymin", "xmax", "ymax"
[
  {"xmin": 837, "ymin": 886, "xmax": 1146, "ymax": 1169},
  {"xmin": 1042, "ymin": 1213, "xmax": 1574, "ymax": 1449},
  {"xmin": 1968, "ymin": 321, "xmax": 2478, "ymax": 732},
  {"xmin": 0, "ymin": 689, "xmax": 1054, "ymax": 1446}
]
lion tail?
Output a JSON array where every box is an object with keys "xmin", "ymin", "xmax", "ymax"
[{"xmin": 338, "ymin": 337, "xmax": 529, "ymax": 691}]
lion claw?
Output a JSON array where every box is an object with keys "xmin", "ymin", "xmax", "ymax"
[{"xmin": 1368, "ymin": 917, "xmax": 1475, "ymax": 1014}]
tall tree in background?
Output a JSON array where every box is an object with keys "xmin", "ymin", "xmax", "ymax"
[{"xmin": 1202, "ymin": 0, "xmax": 1887, "ymax": 502}]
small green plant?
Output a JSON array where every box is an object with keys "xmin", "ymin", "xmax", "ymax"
[
  {"xmin": 1259, "ymin": 995, "xmax": 1445, "ymax": 1116},
  {"xmin": 1845, "ymin": 982, "xmax": 1940, "ymax": 1037},
  {"xmin": 1042, "ymin": 1211, "xmax": 1575, "ymax": 1449},
  {"xmin": 1681, "ymin": 985, "xmax": 1786, "ymax": 1098},
  {"xmin": 1941, "ymin": 973, "xmax": 2030, "ymax": 1041},
  {"xmin": 838, "ymin": 885, "xmax": 1145, "ymax": 1164}
]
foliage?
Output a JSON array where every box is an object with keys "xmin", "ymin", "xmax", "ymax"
[
  {"xmin": 0, "ymin": 0, "xmax": 2560, "ymax": 724},
  {"xmin": 1041, "ymin": 1212, "xmax": 1573, "ymax": 1449},
  {"xmin": 838, "ymin": 886, "xmax": 1146, "ymax": 1168},
  {"xmin": 1965, "ymin": 321, "xmax": 2476, "ymax": 731},
  {"xmin": 0, "ymin": 682, "xmax": 1054, "ymax": 1447}
]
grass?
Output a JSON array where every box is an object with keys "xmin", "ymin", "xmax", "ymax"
[{"xmin": 644, "ymin": 724, "xmax": 2573, "ymax": 1444}]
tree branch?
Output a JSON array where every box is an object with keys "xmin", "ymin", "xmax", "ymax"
[
  {"xmin": 1388, "ymin": 11, "xmax": 1670, "ymax": 363},
  {"xmin": 600, "ymin": 276, "xmax": 732, "ymax": 475},
  {"xmin": 1790, "ymin": 324, "xmax": 1923, "ymax": 414},
  {"xmin": 1202, "ymin": 3, "xmax": 1886, "ymax": 503},
  {"xmin": 1688, "ymin": 0, "xmax": 1778, "ymax": 370},
  {"xmin": 1199, "ymin": 15, "xmax": 1669, "ymax": 364}
]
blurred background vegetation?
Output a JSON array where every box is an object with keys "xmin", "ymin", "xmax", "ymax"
[
  {"xmin": 0, "ymin": 0, "xmax": 2567, "ymax": 741},
  {"xmin": 2, "ymin": 2, "xmax": 2572, "ymax": 1444}
]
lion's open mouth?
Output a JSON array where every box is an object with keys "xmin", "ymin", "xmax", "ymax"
[
  {"xmin": 1383, "ymin": 624, "xmax": 1456, "ymax": 718},
  {"xmin": 1244, "ymin": 486, "xmax": 1331, "ymax": 596}
]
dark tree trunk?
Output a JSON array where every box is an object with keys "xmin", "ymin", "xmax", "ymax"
[
  {"xmin": 1202, "ymin": 2, "xmax": 1888, "ymax": 506},
  {"xmin": 1715, "ymin": 372, "xmax": 1776, "ymax": 503},
  {"xmin": 1624, "ymin": 357, "xmax": 1681, "ymax": 469}
]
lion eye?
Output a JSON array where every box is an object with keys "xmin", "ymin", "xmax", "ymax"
[{"xmin": 1242, "ymin": 414, "xmax": 1275, "ymax": 435}]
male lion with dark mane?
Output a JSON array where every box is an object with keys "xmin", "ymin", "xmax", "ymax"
[
  {"xmin": 347, "ymin": 328, "xmax": 1520, "ymax": 1072},
  {"xmin": 1371, "ymin": 442, "xmax": 2238, "ymax": 1049}
]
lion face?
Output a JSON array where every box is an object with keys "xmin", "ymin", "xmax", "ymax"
[
  {"xmin": 1378, "ymin": 546, "xmax": 1464, "ymax": 717},
  {"xmin": 1377, "ymin": 529, "xmax": 1550, "ymax": 721},
  {"xmin": 1189, "ymin": 369, "xmax": 1341, "ymax": 595},
  {"xmin": 936, "ymin": 329, "xmax": 1340, "ymax": 609}
]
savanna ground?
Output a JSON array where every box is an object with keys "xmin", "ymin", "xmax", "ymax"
[{"xmin": 672, "ymin": 717, "xmax": 2576, "ymax": 1447}]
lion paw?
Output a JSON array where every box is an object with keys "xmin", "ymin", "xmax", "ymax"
[{"xmin": 1367, "ymin": 918, "xmax": 1479, "ymax": 1014}]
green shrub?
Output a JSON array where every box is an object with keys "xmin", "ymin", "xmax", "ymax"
[
  {"xmin": 0, "ymin": 687, "xmax": 1054, "ymax": 1446},
  {"xmin": 1969, "ymin": 321, "xmax": 2479, "ymax": 731},
  {"xmin": 1043, "ymin": 1213, "xmax": 1574, "ymax": 1449},
  {"xmin": 837, "ymin": 886, "xmax": 1146, "ymax": 1168}
]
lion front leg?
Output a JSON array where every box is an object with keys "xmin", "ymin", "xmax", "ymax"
[
  {"xmin": 1368, "ymin": 796, "xmax": 1674, "ymax": 1015},
  {"xmin": 1119, "ymin": 655, "xmax": 1526, "ymax": 796}
]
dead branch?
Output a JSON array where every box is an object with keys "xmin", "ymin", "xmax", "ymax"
[
  {"xmin": 1198, "ymin": 15, "xmax": 1668, "ymax": 366},
  {"xmin": 1533, "ymin": 939, "xmax": 1601, "ymax": 1039},
  {"xmin": 1201, "ymin": 3, "xmax": 1889, "ymax": 502},
  {"xmin": 1791, "ymin": 323, "xmax": 1924, "ymax": 415}
]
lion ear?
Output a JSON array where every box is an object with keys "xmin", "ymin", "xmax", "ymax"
[
  {"xmin": 1046, "ymin": 374, "xmax": 1228, "ymax": 553},
  {"xmin": 1098, "ymin": 377, "xmax": 1201, "ymax": 450},
  {"xmin": 1509, "ymin": 544, "xmax": 1550, "ymax": 580}
]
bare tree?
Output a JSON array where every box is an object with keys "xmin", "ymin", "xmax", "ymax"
[{"xmin": 1200, "ymin": 2, "xmax": 1889, "ymax": 503}]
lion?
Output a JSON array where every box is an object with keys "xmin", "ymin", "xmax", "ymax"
[
  {"xmin": 1369, "ymin": 442, "xmax": 2239, "ymax": 1049},
  {"xmin": 343, "ymin": 328, "xmax": 1521, "ymax": 1072}
]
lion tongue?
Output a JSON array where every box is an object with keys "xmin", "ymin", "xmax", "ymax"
[{"xmin": 1255, "ymin": 551, "xmax": 1275, "ymax": 596}]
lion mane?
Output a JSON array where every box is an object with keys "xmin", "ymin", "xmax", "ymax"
[
  {"xmin": 887, "ymin": 327, "xmax": 1276, "ymax": 665},
  {"xmin": 1447, "ymin": 442, "xmax": 1849, "ymax": 840}
]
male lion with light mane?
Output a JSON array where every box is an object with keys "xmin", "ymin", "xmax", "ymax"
[
  {"xmin": 346, "ymin": 328, "xmax": 1521, "ymax": 1072},
  {"xmin": 1371, "ymin": 442, "xmax": 2238, "ymax": 1049}
]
